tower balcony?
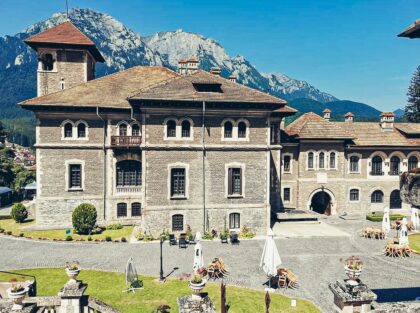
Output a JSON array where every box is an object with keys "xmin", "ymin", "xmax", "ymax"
[{"xmin": 111, "ymin": 136, "xmax": 141, "ymax": 147}]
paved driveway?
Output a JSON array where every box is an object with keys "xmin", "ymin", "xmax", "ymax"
[{"xmin": 0, "ymin": 217, "xmax": 419, "ymax": 312}]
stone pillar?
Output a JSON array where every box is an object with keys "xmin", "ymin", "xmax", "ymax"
[{"xmin": 59, "ymin": 280, "xmax": 87, "ymax": 313}]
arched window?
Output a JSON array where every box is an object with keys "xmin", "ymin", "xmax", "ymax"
[
  {"xmin": 42, "ymin": 53, "xmax": 54, "ymax": 71},
  {"xmin": 119, "ymin": 123, "xmax": 128, "ymax": 136},
  {"xmin": 319, "ymin": 152, "xmax": 325, "ymax": 169},
  {"xmin": 390, "ymin": 156, "xmax": 400, "ymax": 175},
  {"xmin": 349, "ymin": 156, "xmax": 359, "ymax": 173},
  {"xmin": 181, "ymin": 120, "xmax": 191, "ymax": 138},
  {"xmin": 238, "ymin": 121, "xmax": 247, "ymax": 138},
  {"xmin": 229, "ymin": 213, "xmax": 240, "ymax": 229},
  {"xmin": 117, "ymin": 203, "xmax": 127, "ymax": 217},
  {"xmin": 131, "ymin": 124, "xmax": 140, "ymax": 136},
  {"xmin": 371, "ymin": 156, "xmax": 383, "ymax": 176},
  {"xmin": 64, "ymin": 122, "xmax": 73, "ymax": 138},
  {"xmin": 167, "ymin": 120, "xmax": 176, "ymax": 138},
  {"xmin": 408, "ymin": 156, "xmax": 418, "ymax": 171},
  {"xmin": 172, "ymin": 214, "xmax": 184, "ymax": 231},
  {"xmin": 390, "ymin": 190, "xmax": 402, "ymax": 209},
  {"xmin": 330, "ymin": 152, "xmax": 336, "ymax": 169},
  {"xmin": 116, "ymin": 160, "xmax": 141, "ymax": 186},
  {"xmin": 77, "ymin": 123, "xmax": 86, "ymax": 138},
  {"xmin": 308, "ymin": 152, "xmax": 314, "ymax": 169},
  {"xmin": 224, "ymin": 121, "xmax": 233, "ymax": 138},
  {"xmin": 131, "ymin": 202, "xmax": 141, "ymax": 217},
  {"xmin": 371, "ymin": 190, "xmax": 384, "ymax": 203}
]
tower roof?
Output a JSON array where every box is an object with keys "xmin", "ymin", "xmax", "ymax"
[{"xmin": 24, "ymin": 21, "xmax": 105, "ymax": 62}]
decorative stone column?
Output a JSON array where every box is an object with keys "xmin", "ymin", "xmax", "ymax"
[{"xmin": 58, "ymin": 280, "xmax": 87, "ymax": 313}]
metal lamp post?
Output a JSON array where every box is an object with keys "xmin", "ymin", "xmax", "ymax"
[{"xmin": 159, "ymin": 235, "xmax": 164, "ymax": 282}]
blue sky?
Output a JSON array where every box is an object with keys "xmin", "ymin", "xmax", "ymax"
[{"xmin": 0, "ymin": 0, "xmax": 418, "ymax": 111}]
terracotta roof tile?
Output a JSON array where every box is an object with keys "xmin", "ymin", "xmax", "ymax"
[
  {"xmin": 394, "ymin": 123, "xmax": 420, "ymax": 135},
  {"xmin": 285, "ymin": 112, "xmax": 353, "ymax": 139},
  {"xmin": 345, "ymin": 112, "xmax": 354, "ymax": 117},
  {"xmin": 380, "ymin": 112, "xmax": 396, "ymax": 117},
  {"xmin": 24, "ymin": 21, "xmax": 104, "ymax": 62},
  {"xmin": 130, "ymin": 70, "xmax": 287, "ymax": 105},
  {"xmin": 20, "ymin": 66, "xmax": 179, "ymax": 109},
  {"xmin": 322, "ymin": 108, "xmax": 331, "ymax": 113}
]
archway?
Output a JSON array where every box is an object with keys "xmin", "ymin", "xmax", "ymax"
[{"xmin": 310, "ymin": 190, "xmax": 332, "ymax": 215}]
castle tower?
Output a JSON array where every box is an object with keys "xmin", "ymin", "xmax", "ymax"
[{"xmin": 24, "ymin": 21, "xmax": 105, "ymax": 96}]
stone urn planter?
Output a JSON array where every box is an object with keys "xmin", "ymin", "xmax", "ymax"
[
  {"xmin": 344, "ymin": 266, "xmax": 362, "ymax": 282},
  {"xmin": 65, "ymin": 267, "xmax": 81, "ymax": 284},
  {"xmin": 7, "ymin": 286, "xmax": 27, "ymax": 310},
  {"xmin": 189, "ymin": 279, "xmax": 207, "ymax": 295}
]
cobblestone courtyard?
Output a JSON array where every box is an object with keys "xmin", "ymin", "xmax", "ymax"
[{"xmin": 0, "ymin": 217, "xmax": 419, "ymax": 312}]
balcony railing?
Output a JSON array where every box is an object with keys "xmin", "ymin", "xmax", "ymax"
[
  {"xmin": 116, "ymin": 186, "xmax": 142, "ymax": 194},
  {"xmin": 111, "ymin": 136, "xmax": 141, "ymax": 147},
  {"xmin": 370, "ymin": 171, "xmax": 384, "ymax": 176}
]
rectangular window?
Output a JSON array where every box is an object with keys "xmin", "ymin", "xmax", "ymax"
[
  {"xmin": 283, "ymin": 188, "xmax": 291, "ymax": 202},
  {"xmin": 349, "ymin": 189, "xmax": 359, "ymax": 201},
  {"xmin": 229, "ymin": 213, "xmax": 240, "ymax": 229},
  {"xmin": 171, "ymin": 168, "xmax": 186, "ymax": 197},
  {"xmin": 350, "ymin": 156, "xmax": 359, "ymax": 173},
  {"xmin": 270, "ymin": 123, "xmax": 280, "ymax": 144},
  {"xmin": 283, "ymin": 155, "xmax": 291, "ymax": 172},
  {"xmin": 69, "ymin": 164, "xmax": 82, "ymax": 189},
  {"xmin": 117, "ymin": 203, "xmax": 127, "ymax": 217},
  {"xmin": 228, "ymin": 168, "xmax": 242, "ymax": 196},
  {"xmin": 172, "ymin": 214, "xmax": 184, "ymax": 231},
  {"xmin": 131, "ymin": 203, "xmax": 141, "ymax": 217}
]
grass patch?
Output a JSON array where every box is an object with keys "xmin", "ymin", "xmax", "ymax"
[
  {"xmin": 366, "ymin": 213, "xmax": 405, "ymax": 222},
  {"xmin": 0, "ymin": 269, "xmax": 320, "ymax": 313},
  {"xmin": 409, "ymin": 233, "xmax": 420, "ymax": 252},
  {"xmin": 0, "ymin": 218, "xmax": 133, "ymax": 241}
]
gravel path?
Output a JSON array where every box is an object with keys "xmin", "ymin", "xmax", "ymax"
[{"xmin": 0, "ymin": 217, "xmax": 418, "ymax": 312}]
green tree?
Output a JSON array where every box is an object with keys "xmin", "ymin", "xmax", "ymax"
[
  {"xmin": 72, "ymin": 203, "xmax": 98, "ymax": 235},
  {"xmin": 11, "ymin": 164, "xmax": 35, "ymax": 192},
  {"xmin": 405, "ymin": 65, "xmax": 420, "ymax": 122},
  {"xmin": 0, "ymin": 120, "xmax": 6, "ymax": 144},
  {"xmin": 0, "ymin": 147, "xmax": 14, "ymax": 187}
]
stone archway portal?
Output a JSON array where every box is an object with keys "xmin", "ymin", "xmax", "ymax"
[{"xmin": 310, "ymin": 190, "xmax": 332, "ymax": 215}]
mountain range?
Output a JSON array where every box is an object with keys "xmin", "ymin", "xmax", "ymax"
[{"xmin": 0, "ymin": 8, "xmax": 403, "ymax": 146}]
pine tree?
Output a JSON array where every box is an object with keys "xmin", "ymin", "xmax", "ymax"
[
  {"xmin": 0, "ymin": 120, "xmax": 6, "ymax": 144},
  {"xmin": 405, "ymin": 65, "xmax": 420, "ymax": 123}
]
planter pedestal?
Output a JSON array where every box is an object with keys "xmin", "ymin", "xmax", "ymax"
[{"xmin": 177, "ymin": 294, "xmax": 215, "ymax": 313}]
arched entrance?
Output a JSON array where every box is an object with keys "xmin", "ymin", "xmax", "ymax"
[{"xmin": 308, "ymin": 188, "xmax": 336, "ymax": 215}]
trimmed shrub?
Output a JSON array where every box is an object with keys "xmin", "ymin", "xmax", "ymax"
[
  {"xmin": 87, "ymin": 236, "xmax": 92, "ymax": 241},
  {"xmin": 106, "ymin": 223, "xmax": 123, "ymax": 230},
  {"xmin": 11, "ymin": 203, "xmax": 28, "ymax": 223},
  {"xmin": 65, "ymin": 235, "xmax": 73, "ymax": 241},
  {"xmin": 105, "ymin": 236, "xmax": 112, "ymax": 242},
  {"xmin": 121, "ymin": 237, "xmax": 127, "ymax": 242},
  {"xmin": 366, "ymin": 213, "xmax": 405, "ymax": 222},
  {"xmin": 72, "ymin": 203, "xmax": 97, "ymax": 235}
]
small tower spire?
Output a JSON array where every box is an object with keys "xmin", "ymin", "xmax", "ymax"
[{"xmin": 66, "ymin": 0, "xmax": 69, "ymax": 19}]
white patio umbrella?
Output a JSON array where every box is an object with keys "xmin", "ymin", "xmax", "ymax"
[
  {"xmin": 260, "ymin": 228, "xmax": 282, "ymax": 290},
  {"xmin": 382, "ymin": 207, "xmax": 391, "ymax": 234},
  {"xmin": 411, "ymin": 206, "xmax": 419, "ymax": 230},
  {"xmin": 399, "ymin": 218, "xmax": 409, "ymax": 245},
  {"xmin": 193, "ymin": 232, "xmax": 204, "ymax": 273}
]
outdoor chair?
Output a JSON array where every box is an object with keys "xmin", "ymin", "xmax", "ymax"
[
  {"xmin": 169, "ymin": 234, "xmax": 177, "ymax": 246},
  {"xmin": 179, "ymin": 234, "xmax": 187, "ymax": 249},
  {"xmin": 278, "ymin": 272, "xmax": 288, "ymax": 289},
  {"xmin": 230, "ymin": 232, "xmax": 240, "ymax": 245}
]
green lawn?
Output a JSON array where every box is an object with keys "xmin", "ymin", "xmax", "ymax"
[
  {"xmin": 0, "ymin": 218, "xmax": 133, "ymax": 241},
  {"xmin": 409, "ymin": 233, "xmax": 420, "ymax": 252},
  {"xmin": 0, "ymin": 269, "xmax": 320, "ymax": 313}
]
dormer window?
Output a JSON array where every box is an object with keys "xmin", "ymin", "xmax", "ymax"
[
  {"xmin": 193, "ymin": 83, "xmax": 223, "ymax": 93},
  {"xmin": 41, "ymin": 53, "xmax": 54, "ymax": 71}
]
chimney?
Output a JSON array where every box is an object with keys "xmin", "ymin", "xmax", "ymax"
[
  {"xmin": 344, "ymin": 112, "xmax": 354, "ymax": 122},
  {"xmin": 228, "ymin": 74, "xmax": 237, "ymax": 83},
  {"xmin": 323, "ymin": 108, "xmax": 331, "ymax": 120},
  {"xmin": 210, "ymin": 66, "xmax": 221, "ymax": 76},
  {"xmin": 178, "ymin": 56, "xmax": 199, "ymax": 75},
  {"xmin": 380, "ymin": 112, "xmax": 395, "ymax": 131}
]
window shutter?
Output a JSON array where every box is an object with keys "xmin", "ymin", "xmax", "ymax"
[
  {"xmin": 239, "ymin": 168, "xmax": 242, "ymax": 195},
  {"xmin": 228, "ymin": 168, "xmax": 232, "ymax": 195}
]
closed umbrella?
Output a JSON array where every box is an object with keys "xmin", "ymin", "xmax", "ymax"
[
  {"xmin": 399, "ymin": 218, "xmax": 409, "ymax": 245},
  {"xmin": 260, "ymin": 228, "xmax": 282, "ymax": 290},
  {"xmin": 411, "ymin": 206, "xmax": 419, "ymax": 230},
  {"xmin": 382, "ymin": 207, "xmax": 391, "ymax": 234},
  {"xmin": 193, "ymin": 232, "xmax": 204, "ymax": 273}
]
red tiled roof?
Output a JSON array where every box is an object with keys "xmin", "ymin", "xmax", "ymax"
[
  {"xmin": 24, "ymin": 21, "xmax": 104, "ymax": 62},
  {"xmin": 380, "ymin": 112, "xmax": 395, "ymax": 117},
  {"xmin": 323, "ymin": 108, "xmax": 331, "ymax": 113},
  {"xmin": 272, "ymin": 105, "xmax": 298, "ymax": 116},
  {"xmin": 344, "ymin": 112, "xmax": 354, "ymax": 117}
]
